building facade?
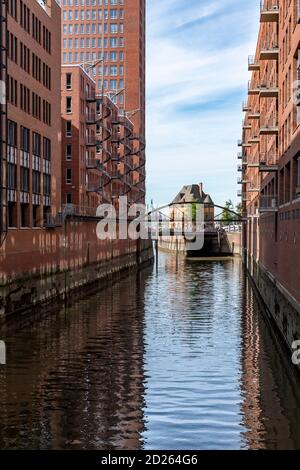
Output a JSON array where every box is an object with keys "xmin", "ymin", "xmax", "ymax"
[
  {"xmin": 60, "ymin": 0, "xmax": 146, "ymax": 203},
  {"xmin": 0, "ymin": 0, "xmax": 61, "ymax": 243},
  {"xmin": 239, "ymin": 0, "xmax": 300, "ymax": 357},
  {"xmin": 170, "ymin": 183, "xmax": 215, "ymax": 231}
]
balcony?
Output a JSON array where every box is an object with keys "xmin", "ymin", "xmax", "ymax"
[
  {"xmin": 86, "ymin": 91, "xmax": 97, "ymax": 103},
  {"xmin": 259, "ymin": 195, "xmax": 278, "ymax": 212},
  {"xmin": 86, "ymin": 114, "xmax": 99, "ymax": 125},
  {"xmin": 238, "ymin": 177, "xmax": 250, "ymax": 184},
  {"xmin": 248, "ymin": 80, "xmax": 260, "ymax": 95},
  {"xmin": 111, "ymin": 168, "xmax": 122, "ymax": 179},
  {"xmin": 259, "ymin": 83, "xmax": 278, "ymax": 98},
  {"xmin": 237, "ymin": 152, "xmax": 244, "ymax": 159},
  {"xmin": 259, "ymin": 154, "xmax": 279, "ymax": 172},
  {"xmin": 87, "ymin": 184, "xmax": 102, "ymax": 194},
  {"xmin": 86, "ymin": 137, "xmax": 99, "ymax": 147},
  {"xmin": 248, "ymin": 135, "xmax": 260, "ymax": 144},
  {"xmin": 248, "ymin": 111, "xmax": 260, "ymax": 120},
  {"xmin": 44, "ymin": 213, "xmax": 63, "ymax": 229},
  {"xmin": 242, "ymin": 102, "xmax": 250, "ymax": 112},
  {"xmin": 248, "ymin": 55, "xmax": 260, "ymax": 71},
  {"xmin": 242, "ymin": 120, "xmax": 251, "ymax": 130},
  {"xmin": 237, "ymin": 165, "xmax": 243, "ymax": 172},
  {"xmin": 238, "ymin": 139, "xmax": 252, "ymax": 148},
  {"xmin": 248, "ymin": 161, "xmax": 260, "ymax": 168},
  {"xmin": 260, "ymin": 1, "xmax": 279, "ymax": 23},
  {"xmin": 86, "ymin": 159, "xmax": 103, "ymax": 172},
  {"xmin": 237, "ymin": 190, "xmax": 242, "ymax": 198},
  {"xmin": 260, "ymin": 45, "xmax": 279, "ymax": 61},
  {"xmin": 259, "ymin": 124, "xmax": 278, "ymax": 135},
  {"xmin": 248, "ymin": 187, "xmax": 260, "ymax": 193}
]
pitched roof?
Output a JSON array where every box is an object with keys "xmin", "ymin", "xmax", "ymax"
[{"xmin": 171, "ymin": 183, "xmax": 214, "ymax": 205}]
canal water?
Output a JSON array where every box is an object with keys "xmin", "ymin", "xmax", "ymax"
[{"xmin": 1, "ymin": 252, "xmax": 300, "ymax": 450}]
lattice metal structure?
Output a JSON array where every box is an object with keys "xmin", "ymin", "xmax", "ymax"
[{"xmin": 0, "ymin": 0, "xmax": 7, "ymax": 246}]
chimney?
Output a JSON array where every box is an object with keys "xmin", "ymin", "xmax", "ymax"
[{"xmin": 198, "ymin": 183, "xmax": 203, "ymax": 196}]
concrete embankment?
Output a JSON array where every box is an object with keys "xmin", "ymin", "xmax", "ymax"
[
  {"xmin": 245, "ymin": 250, "xmax": 300, "ymax": 373},
  {"xmin": 158, "ymin": 232, "xmax": 242, "ymax": 257}
]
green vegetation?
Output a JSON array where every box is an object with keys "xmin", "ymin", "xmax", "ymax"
[{"xmin": 221, "ymin": 200, "xmax": 235, "ymax": 225}]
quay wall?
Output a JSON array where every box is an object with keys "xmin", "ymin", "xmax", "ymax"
[
  {"xmin": 245, "ymin": 250, "xmax": 300, "ymax": 372},
  {"xmin": 158, "ymin": 232, "xmax": 242, "ymax": 256},
  {"xmin": 0, "ymin": 219, "xmax": 154, "ymax": 322}
]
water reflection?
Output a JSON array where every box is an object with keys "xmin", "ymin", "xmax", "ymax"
[
  {"xmin": 0, "ymin": 252, "xmax": 300, "ymax": 449},
  {"xmin": 241, "ymin": 281, "xmax": 300, "ymax": 450},
  {"xmin": 0, "ymin": 271, "xmax": 147, "ymax": 450}
]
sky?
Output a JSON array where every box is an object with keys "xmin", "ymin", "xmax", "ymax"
[{"xmin": 145, "ymin": 0, "xmax": 260, "ymax": 208}]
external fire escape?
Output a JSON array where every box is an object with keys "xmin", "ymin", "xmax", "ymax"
[
  {"xmin": 86, "ymin": 92, "xmax": 113, "ymax": 203},
  {"xmin": 0, "ymin": 0, "xmax": 7, "ymax": 246}
]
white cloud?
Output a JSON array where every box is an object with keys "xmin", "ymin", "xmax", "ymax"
[{"xmin": 146, "ymin": 0, "xmax": 260, "ymax": 207}]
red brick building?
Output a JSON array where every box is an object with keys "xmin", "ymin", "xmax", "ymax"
[
  {"xmin": 61, "ymin": 64, "xmax": 139, "ymax": 214},
  {"xmin": 61, "ymin": 0, "xmax": 146, "ymax": 203},
  {"xmin": 0, "ymin": 0, "xmax": 61, "ymax": 243},
  {"xmin": 239, "ymin": 0, "xmax": 300, "ymax": 354},
  {"xmin": 61, "ymin": 65, "xmax": 100, "ymax": 211}
]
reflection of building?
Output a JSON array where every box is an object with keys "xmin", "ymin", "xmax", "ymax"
[
  {"xmin": 170, "ymin": 183, "xmax": 214, "ymax": 230},
  {"xmin": 240, "ymin": 279, "xmax": 300, "ymax": 450},
  {"xmin": 0, "ymin": 269, "xmax": 149, "ymax": 450}
]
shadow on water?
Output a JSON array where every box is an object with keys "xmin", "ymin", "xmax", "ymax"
[{"xmin": 0, "ymin": 252, "xmax": 300, "ymax": 449}]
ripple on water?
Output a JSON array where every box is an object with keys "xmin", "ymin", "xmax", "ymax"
[{"xmin": 1, "ymin": 253, "xmax": 300, "ymax": 449}]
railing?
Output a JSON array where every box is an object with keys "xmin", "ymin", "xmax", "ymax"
[
  {"xmin": 62, "ymin": 204, "xmax": 100, "ymax": 218},
  {"xmin": 248, "ymin": 80, "xmax": 258, "ymax": 91},
  {"xmin": 248, "ymin": 55, "xmax": 256, "ymax": 66},
  {"xmin": 44, "ymin": 212, "xmax": 63, "ymax": 228},
  {"xmin": 260, "ymin": 41, "xmax": 279, "ymax": 51},
  {"xmin": 260, "ymin": 123, "xmax": 278, "ymax": 134},
  {"xmin": 259, "ymin": 78, "xmax": 278, "ymax": 89},
  {"xmin": 248, "ymin": 55, "xmax": 259, "ymax": 69},
  {"xmin": 260, "ymin": 1, "xmax": 279, "ymax": 13},
  {"xmin": 86, "ymin": 113, "xmax": 97, "ymax": 124},
  {"xmin": 260, "ymin": 195, "xmax": 278, "ymax": 210},
  {"xmin": 260, "ymin": 152, "xmax": 278, "ymax": 166},
  {"xmin": 86, "ymin": 137, "xmax": 99, "ymax": 146},
  {"xmin": 86, "ymin": 91, "xmax": 96, "ymax": 102}
]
